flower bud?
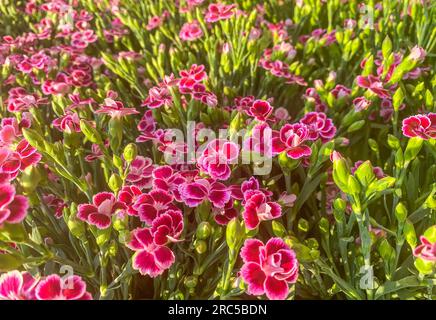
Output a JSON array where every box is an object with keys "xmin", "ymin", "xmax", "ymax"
[
  {"xmin": 123, "ymin": 143, "xmax": 137, "ymax": 163},
  {"xmin": 196, "ymin": 222, "xmax": 212, "ymax": 240},
  {"xmin": 194, "ymin": 239, "xmax": 207, "ymax": 254},
  {"xmin": 395, "ymin": 202, "xmax": 408, "ymax": 223},
  {"xmin": 184, "ymin": 275, "xmax": 198, "ymax": 289},
  {"xmin": 108, "ymin": 173, "xmax": 123, "ymax": 193}
]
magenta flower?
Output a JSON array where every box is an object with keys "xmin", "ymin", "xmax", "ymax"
[
  {"xmin": 6, "ymin": 87, "xmax": 48, "ymax": 112},
  {"xmin": 0, "ymin": 271, "xmax": 38, "ymax": 300},
  {"xmin": 299, "ymin": 112, "xmax": 336, "ymax": 142},
  {"xmin": 35, "ymin": 274, "xmax": 92, "ymax": 300},
  {"xmin": 118, "ymin": 185, "xmax": 142, "ymax": 216},
  {"xmin": 146, "ymin": 16, "xmax": 164, "ymax": 31},
  {"xmin": 16, "ymin": 139, "xmax": 42, "ymax": 171},
  {"xmin": 43, "ymin": 194, "xmax": 67, "ymax": 219},
  {"xmin": 356, "ymin": 75, "xmax": 390, "ymax": 99},
  {"xmin": 245, "ymin": 100, "xmax": 273, "ymax": 122},
  {"xmin": 152, "ymin": 165, "xmax": 187, "ymax": 202},
  {"xmin": 413, "ymin": 236, "xmax": 436, "ymax": 262},
  {"xmin": 243, "ymin": 191, "xmax": 282, "ymax": 230},
  {"xmin": 353, "ymin": 96, "xmax": 372, "ymax": 112},
  {"xmin": 0, "ymin": 183, "xmax": 29, "ymax": 224},
  {"xmin": 71, "ymin": 30, "xmax": 97, "ymax": 49},
  {"xmin": 77, "ymin": 192, "xmax": 126, "ymax": 229},
  {"xmin": 197, "ymin": 139, "xmax": 239, "ymax": 181},
  {"xmin": 272, "ymin": 123, "xmax": 312, "ymax": 159},
  {"xmin": 179, "ymin": 64, "xmax": 207, "ymax": 93},
  {"xmin": 240, "ymin": 238, "xmax": 298, "ymax": 300},
  {"xmin": 213, "ymin": 200, "xmax": 238, "ymax": 225},
  {"xmin": 401, "ymin": 113, "xmax": 436, "ymax": 140},
  {"xmin": 179, "ymin": 178, "xmax": 230, "ymax": 208},
  {"xmin": 52, "ymin": 112, "xmax": 81, "ymax": 133},
  {"xmin": 243, "ymin": 123, "xmax": 274, "ymax": 157},
  {"xmin": 179, "ymin": 21, "xmax": 203, "ymax": 41},
  {"xmin": 274, "ymin": 107, "xmax": 290, "ymax": 121},
  {"xmin": 133, "ymin": 190, "xmax": 178, "ymax": 224},
  {"xmin": 127, "ymin": 227, "xmax": 175, "ymax": 277},
  {"xmin": 205, "ymin": 3, "xmax": 236, "ymax": 23},
  {"xmin": 125, "ymin": 156, "xmax": 154, "ymax": 189},
  {"xmin": 151, "ymin": 209, "xmax": 184, "ymax": 246},
  {"xmin": 95, "ymin": 98, "xmax": 139, "ymax": 118},
  {"xmin": 331, "ymin": 84, "xmax": 351, "ymax": 99}
]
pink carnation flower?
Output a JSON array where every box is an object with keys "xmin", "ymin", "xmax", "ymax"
[
  {"xmin": 127, "ymin": 227, "xmax": 175, "ymax": 277},
  {"xmin": 272, "ymin": 123, "xmax": 312, "ymax": 159},
  {"xmin": 179, "ymin": 178, "xmax": 230, "ymax": 208},
  {"xmin": 243, "ymin": 191, "xmax": 282, "ymax": 230},
  {"xmin": 413, "ymin": 236, "xmax": 436, "ymax": 262},
  {"xmin": 35, "ymin": 274, "xmax": 92, "ymax": 300},
  {"xmin": 299, "ymin": 112, "xmax": 336, "ymax": 142},
  {"xmin": 133, "ymin": 190, "xmax": 178, "ymax": 224},
  {"xmin": 197, "ymin": 139, "xmax": 239, "ymax": 181},
  {"xmin": 125, "ymin": 156, "xmax": 154, "ymax": 189},
  {"xmin": 179, "ymin": 21, "xmax": 203, "ymax": 41},
  {"xmin": 77, "ymin": 192, "xmax": 126, "ymax": 229},
  {"xmin": 356, "ymin": 75, "xmax": 390, "ymax": 99},
  {"xmin": 401, "ymin": 113, "xmax": 436, "ymax": 140},
  {"xmin": 205, "ymin": 3, "xmax": 236, "ymax": 23},
  {"xmin": 151, "ymin": 209, "xmax": 184, "ymax": 245},
  {"xmin": 0, "ymin": 270, "xmax": 38, "ymax": 300},
  {"xmin": 0, "ymin": 183, "xmax": 29, "ymax": 224},
  {"xmin": 245, "ymin": 100, "xmax": 273, "ymax": 122},
  {"xmin": 240, "ymin": 238, "xmax": 299, "ymax": 300}
]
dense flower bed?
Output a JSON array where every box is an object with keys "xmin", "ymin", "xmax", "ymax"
[{"xmin": 0, "ymin": 0, "xmax": 435, "ymax": 300}]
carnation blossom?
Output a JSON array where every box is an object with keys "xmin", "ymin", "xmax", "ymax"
[
  {"xmin": 240, "ymin": 238, "xmax": 299, "ymax": 300},
  {"xmin": 35, "ymin": 274, "xmax": 92, "ymax": 300},
  {"xmin": 0, "ymin": 271, "xmax": 38, "ymax": 300},
  {"xmin": 272, "ymin": 123, "xmax": 312, "ymax": 159},
  {"xmin": 127, "ymin": 227, "xmax": 175, "ymax": 277},
  {"xmin": 77, "ymin": 192, "xmax": 126, "ymax": 229},
  {"xmin": 413, "ymin": 236, "xmax": 436, "ymax": 262},
  {"xmin": 197, "ymin": 139, "xmax": 239, "ymax": 181},
  {"xmin": 401, "ymin": 113, "xmax": 436, "ymax": 140}
]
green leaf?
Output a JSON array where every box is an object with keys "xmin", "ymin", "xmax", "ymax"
[
  {"xmin": 392, "ymin": 87, "xmax": 405, "ymax": 111},
  {"xmin": 423, "ymin": 225, "xmax": 436, "ymax": 243},
  {"xmin": 414, "ymin": 258, "xmax": 434, "ymax": 275},
  {"xmin": 272, "ymin": 220, "xmax": 287, "ymax": 238},
  {"xmin": 0, "ymin": 253, "xmax": 25, "ymax": 272},
  {"xmin": 354, "ymin": 160, "xmax": 376, "ymax": 188},
  {"xmin": 404, "ymin": 137, "xmax": 423, "ymax": 165},
  {"xmin": 0, "ymin": 223, "xmax": 27, "ymax": 243}
]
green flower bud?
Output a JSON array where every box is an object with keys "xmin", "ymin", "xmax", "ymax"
[
  {"xmin": 395, "ymin": 202, "xmax": 408, "ymax": 223},
  {"xmin": 319, "ymin": 217, "xmax": 329, "ymax": 234},
  {"xmin": 298, "ymin": 218, "xmax": 309, "ymax": 233},
  {"xmin": 108, "ymin": 173, "xmax": 123, "ymax": 193},
  {"xmin": 20, "ymin": 166, "xmax": 42, "ymax": 193},
  {"xmin": 109, "ymin": 117, "xmax": 123, "ymax": 152},
  {"xmin": 387, "ymin": 134, "xmax": 400, "ymax": 150},
  {"xmin": 67, "ymin": 218, "xmax": 86, "ymax": 240},
  {"xmin": 333, "ymin": 198, "xmax": 347, "ymax": 212},
  {"xmin": 113, "ymin": 154, "xmax": 123, "ymax": 169},
  {"xmin": 194, "ymin": 240, "xmax": 207, "ymax": 254},
  {"xmin": 196, "ymin": 222, "xmax": 212, "ymax": 240},
  {"xmin": 184, "ymin": 276, "xmax": 198, "ymax": 289},
  {"xmin": 108, "ymin": 240, "xmax": 118, "ymax": 257},
  {"xmin": 226, "ymin": 219, "xmax": 244, "ymax": 250},
  {"xmin": 123, "ymin": 143, "xmax": 137, "ymax": 163}
]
